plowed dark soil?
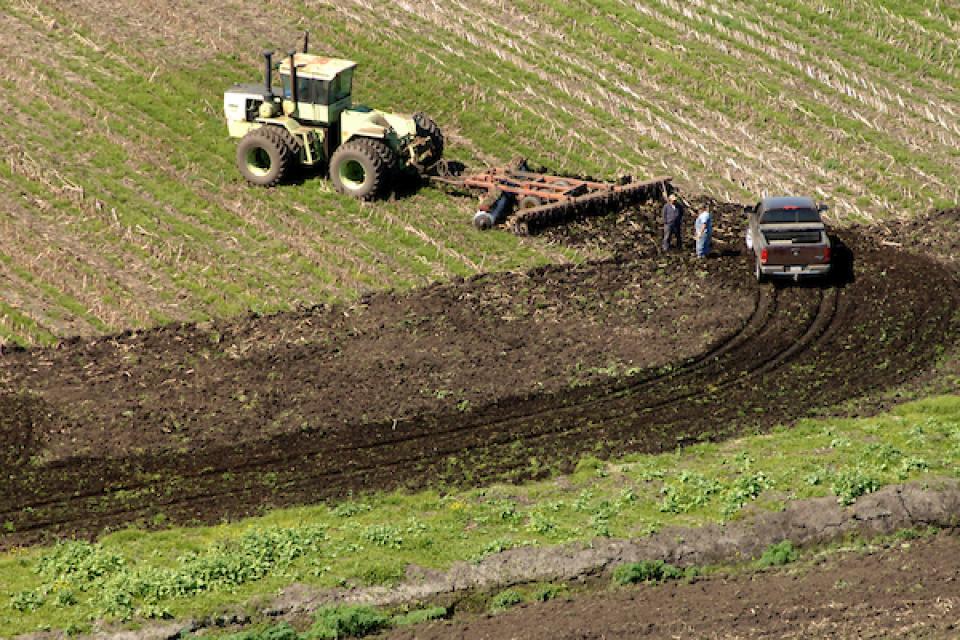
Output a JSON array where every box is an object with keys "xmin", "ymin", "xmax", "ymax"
[
  {"xmin": 386, "ymin": 530, "xmax": 960, "ymax": 640},
  {"xmin": 0, "ymin": 203, "xmax": 958, "ymax": 548}
]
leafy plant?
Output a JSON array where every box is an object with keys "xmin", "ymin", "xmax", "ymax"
[
  {"xmin": 10, "ymin": 589, "xmax": 46, "ymax": 612},
  {"xmin": 831, "ymin": 469, "xmax": 880, "ymax": 505},
  {"xmin": 36, "ymin": 540, "xmax": 125, "ymax": 582},
  {"xmin": 611, "ymin": 560, "xmax": 692, "ymax": 585},
  {"xmin": 659, "ymin": 471, "xmax": 721, "ymax": 513},
  {"xmin": 361, "ymin": 525, "xmax": 403, "ymax": 548},
  {"xmin": 489, "ymin": 588, "xmax": 523, "ymax": 612},
  {"xmin": 309, "ymin": 605, "xmax": 390, "ymax": 639},
  {"xmin": 333, "ymin": 502, "xmax": 372, "ymax": 518},
  {"xmin": 530, "ymin": 583, "xmax": 566, "ymax": 602},
  {"xmin": 392, "ymin": 606, "xmax": 448, "ymax": 626},
  {"xmin": 722, "ymin": 471, "xmax": 773, "ymax": 516},
  {"xmin": 758, "ymin": 540, "xmax": 799, "ymax": 567}
]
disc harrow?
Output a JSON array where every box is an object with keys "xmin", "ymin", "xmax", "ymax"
[{"xmin": 430, "ymin": 159, "xmax": 672, "ymax": 234}]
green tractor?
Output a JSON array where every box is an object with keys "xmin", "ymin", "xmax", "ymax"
[{"xmin": 224, "ymin": 37, "xmax": 443, "ymax": 199}]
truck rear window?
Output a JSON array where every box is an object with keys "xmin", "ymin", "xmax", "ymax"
[
  {"xmin": 760, "ymin": 208, "xmax": 821, "ymax": 224},
  {"xmin": 763, "ymin": 230, "xmax": 823, "ymax": 244}
]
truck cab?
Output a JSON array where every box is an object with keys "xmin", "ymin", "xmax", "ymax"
[{"xmin": 746, "ymin": 196, "xmax": 831, "ymax": 282}]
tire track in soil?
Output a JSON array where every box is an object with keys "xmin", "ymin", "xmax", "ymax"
[
  {"xmin": 0, "ymin": 236, "xmax": 957, "ymax": 547},
  {"xmin": 0, "ymin": 288, "xmax": 780, "ymax": 535}
]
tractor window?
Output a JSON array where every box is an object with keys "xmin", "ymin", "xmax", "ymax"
[
  {"xmin": 298, "ymin": 77, "xmax": 312, "ymax": 101},
  {"xmin": 311, "ymin": 79, "xmax": 330, "ymax": 104},
  {"xmin": 281, "ymin": 75, "xmax": 325, "ymax": 104},
  {"xmin": 330, "ymin": 69, "xmax": 353, "ymax": 103}
]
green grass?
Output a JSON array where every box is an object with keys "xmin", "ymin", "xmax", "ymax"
[{"xmin": 2, "ymin": 394, "xmax": 957, "ymax": 635}]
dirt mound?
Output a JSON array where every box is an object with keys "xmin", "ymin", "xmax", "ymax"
[{"xmin": 0, "ymin": 211, "xmax": 958, "ymax": 546}]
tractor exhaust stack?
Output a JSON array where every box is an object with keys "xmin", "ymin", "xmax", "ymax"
[
  {"xmin": 303, "ymin": 30, "xmax": 310, "ymax": 54},
  {"xmin": 288, "ymin": 50, "xmax": 299, "ymax": 108},
  {"xmin": 263, "ymin": 50, "xmax": 274, "ymax": 97}
]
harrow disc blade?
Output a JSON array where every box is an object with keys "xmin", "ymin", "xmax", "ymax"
[{"xmin": 510, "ymin": 177, "xmax": 672, "ymax": 235}]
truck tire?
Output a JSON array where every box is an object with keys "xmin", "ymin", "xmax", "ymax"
[
  {"xmin": 755, "ymin": 257, "xmax": 766, "ymax": 283},
  {"xmin": 413, "ymin": 112, "xmax": 444, "ymax": 166},
  {"xmin": 236, "ymin": 127, "xmax": 294, "ymax": 187},
  {"xmin": 329, "ymin": 138, "xmax": 392, "ymax": 200}
]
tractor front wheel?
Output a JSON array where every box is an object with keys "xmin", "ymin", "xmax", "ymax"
[
  {"xmin": 236, "ymin": 127, "xmax": 294, "ymax": 187},
  {"xmin": 329, "ymin": 138, "xmax": 392, "ymax": 200}
]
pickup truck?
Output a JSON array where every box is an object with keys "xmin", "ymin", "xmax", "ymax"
[{"xmin": 745, "ymin": 196, "xmax": 831, "ymax": 282}]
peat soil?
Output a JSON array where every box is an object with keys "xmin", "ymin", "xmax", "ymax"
[
  {"xmin": 387, "ymin": 528, "xmax": 960, "ymax": 640},
  {"xmin": 0, "ymin": 201, "xmax": 958, "ymax": 547}
]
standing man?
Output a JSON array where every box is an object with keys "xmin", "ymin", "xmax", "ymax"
[
  {"xmin": 695, "ymin": 208, "xmax": 713, "ymax": 258},
  {"xmin": 662, "ymin": 193, "xmax": 683, "ymax": 252}
]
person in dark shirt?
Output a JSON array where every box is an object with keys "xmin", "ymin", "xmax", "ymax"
[{"xmin": 662, "ymin": 193, "xmax": 683, "ymax": 251}]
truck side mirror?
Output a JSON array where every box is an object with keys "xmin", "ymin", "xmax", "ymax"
[
  {"xmin": 818, "ymin": 203, "xmax": 829, "ymax": 212},
  {"xmin": 742, "ymin": 205, "xmax": 752, "ymax": 215}
]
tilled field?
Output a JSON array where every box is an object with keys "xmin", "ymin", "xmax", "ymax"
[
  {"xmin": 0, "ymin": 206, "xmax": 958, "ymax": 548},
  {"xmin": 386, "ymin": 530, "xmax": 960, "ymax": 640}
]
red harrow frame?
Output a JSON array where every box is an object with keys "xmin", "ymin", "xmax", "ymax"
[{"xmin": 431, "ymin": 159, "xmax": 672, "ymax": 235}]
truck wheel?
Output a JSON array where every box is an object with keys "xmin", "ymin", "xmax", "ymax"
[
  {"xmin": 755, "ymin": 257, "xmax": 766, "ymax": 283},
  {"xmin": 236, "ymin": 127, "xmax": 294, "ymax": 187},
  {"xmin": 329, "ymin": 138, "xmax": 391, "ymax": 200},
  {"xmin": 413, "ymin": 112, "xmax": 444, "ymax": 166}
]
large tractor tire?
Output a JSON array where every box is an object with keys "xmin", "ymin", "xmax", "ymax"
[
  {"xmin": 236, "ymin": 127, "xmax": 296, "ymax": 187},
  {"xmin": 329, "ymin": 138, "xmax": 393, "ymax": 200},
  {"xmin": 413, "ymin": 112, "xmax": 444, "ymax": 167}
]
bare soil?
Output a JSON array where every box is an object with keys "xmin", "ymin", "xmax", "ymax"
[
  {"xmin": 386, "ymin": 529, "xmax": 960, "ymax": 640},
  {"xmin": 0, "ymin": 202, "xmax": 958, "ymax": 549}
]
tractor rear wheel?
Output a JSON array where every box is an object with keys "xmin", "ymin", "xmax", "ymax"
[
  {"xmin": 413, "ymin": 112, "xmax": 444, "ymax": 167},
  {"xmin": 236, "ymin": 127, "xmax": 295, "ymax": 187},
  {"xmin": 329, "ymin": 138, "xmax": 392, "ymax": 200}
]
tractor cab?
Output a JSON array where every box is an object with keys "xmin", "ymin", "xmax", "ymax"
[{"xmin": 277, "ymin": 54, "xmax": 356, "ymax": 125}]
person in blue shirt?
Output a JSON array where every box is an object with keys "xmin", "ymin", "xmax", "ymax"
[{"xmin": 694, "ymin": 208, "xmax": 712, "ymax": 258}]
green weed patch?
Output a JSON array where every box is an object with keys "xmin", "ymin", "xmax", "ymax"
[{"xmin": 611, "ymin": 560, "xmax": 697, "ymax": 585}]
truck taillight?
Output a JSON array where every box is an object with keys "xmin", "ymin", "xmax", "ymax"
[
  {"xmin": 760, "ymin": 248, "xmax": 768, "ymax": 265},
  {"xmin": 822, "ymin": 247, "xmax": 831, "ymax": 262}
]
